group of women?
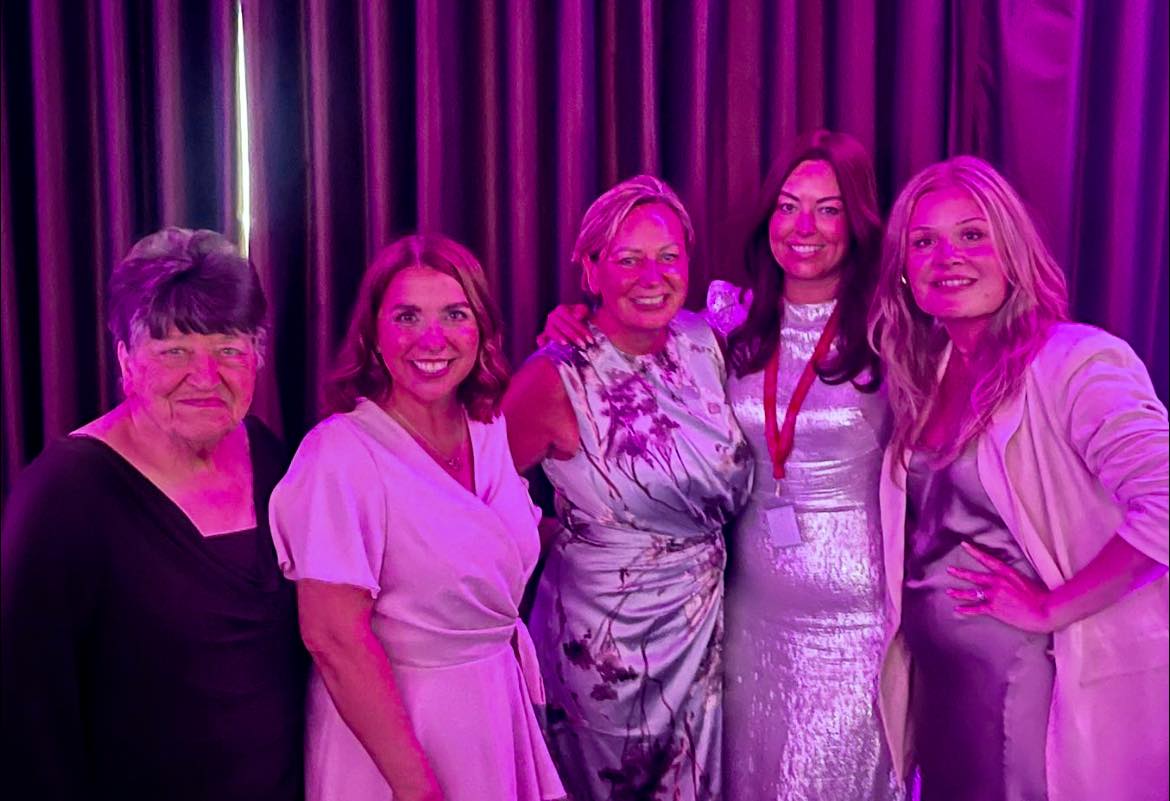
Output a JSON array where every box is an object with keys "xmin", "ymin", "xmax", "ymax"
[{"xmin": 2, "ymin": 130, "xmax": 1167, "ymax": 801}]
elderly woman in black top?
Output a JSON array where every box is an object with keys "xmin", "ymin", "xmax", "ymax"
[{"xmin": 1, "ymin": 228, "xmax": 306, "ymax": 800}]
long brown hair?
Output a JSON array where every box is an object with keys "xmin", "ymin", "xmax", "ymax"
[
  {"xmin": 323, "ymin": 233, "xmax": 510, "ymax": 422},
  {"xmin": 726, "ymin": 130, "xmax": 883, "ymax": 390}
]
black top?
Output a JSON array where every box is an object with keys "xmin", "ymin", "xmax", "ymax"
[{"xmin": 1, "ymin": 417, "xmax": 307, "ymax": 801}]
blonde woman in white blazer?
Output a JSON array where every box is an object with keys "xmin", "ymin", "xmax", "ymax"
[{"xmin": 868, "ymin": 156, "xmax": 1168, "ymax": 801}]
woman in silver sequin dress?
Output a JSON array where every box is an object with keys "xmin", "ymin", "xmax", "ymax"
[
  {"xmin": 540, "ymin": 132, "xmax": 902, "ymax": 800},
  {"xmin": 708, "ymin": 131, "xmax": 900, "ymax": 801}
]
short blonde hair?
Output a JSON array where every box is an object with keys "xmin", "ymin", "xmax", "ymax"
[
  {"xmin": 571, "ymin": 175, "xmax": 695, "ymax": 303},
  {"xmin": 869, "ymin": 155, "xmax": 1069, "ymax": 464}
]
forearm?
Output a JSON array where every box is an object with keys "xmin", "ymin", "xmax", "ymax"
[
  {"xmin": 1045, "ymin": 534, "xmax": 1168, "ymax": 630},
  {"xmin": 310, "ymin": 631, "xmax": 439, "ymax": 800}
]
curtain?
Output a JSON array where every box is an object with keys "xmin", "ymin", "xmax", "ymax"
[
  {"xmin": 3, "ymin": 0, "xmax": 1168, "ymax": 497},
  {"xmin": 1, "ymin": 0, "xmax": 239, "ymax": 498}
]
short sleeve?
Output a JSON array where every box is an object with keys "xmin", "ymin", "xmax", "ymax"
[
  {"xmin": 704, "ymin": 279, "xmax": 751, "ymax": 337},
  {"xmin": 269, "ymin": 417, "xmax": 388, "ymax": 596}
]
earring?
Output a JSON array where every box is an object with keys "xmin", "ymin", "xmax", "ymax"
[{"xmin": 899, "ymin": 273, "xmax": 908, "ymax": 286}]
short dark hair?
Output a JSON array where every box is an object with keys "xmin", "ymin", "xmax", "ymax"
[
  {"xmin": 323, "ymin": 233, "xmax": 510, "ymax": 422},
  {"xmin": 108, "ymin": 227, "xmax": 267, "ymax": 348}
]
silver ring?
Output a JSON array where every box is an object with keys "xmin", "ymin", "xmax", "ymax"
[{"xmin": 974, "ymin": 589, "xmax": 987, "ymax": 603}]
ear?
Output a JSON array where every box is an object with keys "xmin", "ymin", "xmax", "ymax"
[
  {"xmin": 116, "ymin": 340, "xmax": 134, "ymax": 395},
  {"xmin": 582, "ymin": 255, "xmax": 600, "ymax": 296},
  {"xmin": 116, "ymin": 340, "xmax": 131, "ymax": 376}
]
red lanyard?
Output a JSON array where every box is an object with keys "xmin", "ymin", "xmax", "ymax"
[{"xmin": 762, "ymin": 306, "xmax": 841, "ymax": 480}]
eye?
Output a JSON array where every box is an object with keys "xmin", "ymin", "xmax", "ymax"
[
  {"xmin": 393, "ymin": 311, "xmax": 419, "ymax": 324},
  {"xmin": 219, "ymin": 346, "xmax": 244, "ymax": 357},
  {"xmin": 910, "ymin": 236, "xmax": 934, "ymax": 249},
  {"xmin": 775, "ymin": 201, "xmax": 798, "ymax": 214},
  {"xmin": 818, "ymin": 205, "xmax": 842, "ymax": 217},
  {"xmin": 446, "ymin": 308, "xmax": 472, "ymax": 322},
  {"xmin": 162, "ymin": 347, "xmax": 188, "ymax": 356},
  {"xmin": 658, "ymin": 251, "xmax": 679, "ymax": 264},
  {"xmin": 617, "ymin": 255, "xmax": 640, "ymax": 267},
  {"xmin": 961, "ymin": 228, "xmax": 986, "ymax": 243}
]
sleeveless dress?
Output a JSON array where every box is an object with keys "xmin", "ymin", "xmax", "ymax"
[
  {"xmin": 269, "ymin": 400, "xmax": 564, "ymax": 801},
  {"xmin": 706, "ymin": 282, "xmax": 901, "ymax": 801},
  {"xmin": 903, "ymin": 445, "xmax": 1053, "ymax": 801},
  {"xmin": 528, "ymin": 310, "xmax": 752, "ymax": 801}
]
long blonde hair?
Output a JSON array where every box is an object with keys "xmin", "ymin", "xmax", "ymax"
[{"xmin": 868, "ymin": 156, "xmax": 1069, "ymax": 465}]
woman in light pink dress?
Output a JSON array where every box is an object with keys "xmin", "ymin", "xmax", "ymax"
[{"xmin": 270, "ymin": 234, "xmax": 564, "ymax": 801}]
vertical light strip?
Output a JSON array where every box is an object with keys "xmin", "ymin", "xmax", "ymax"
[{"xmin": 234, "ymin": 0, "xmax": 252, "ymax": 256}]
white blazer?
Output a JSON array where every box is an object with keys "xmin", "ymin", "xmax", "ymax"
[{"xmin": 878, "ymin": 323, "xmax": 1169, "ymax": 801}]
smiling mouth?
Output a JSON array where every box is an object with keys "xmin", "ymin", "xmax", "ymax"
[
  {"xmin": 630, "ymin": 295, "xmax": 669, "ymax": 309},
  {"xmin": 177, "ymin": 397, "xmax": 227, "ymax": 408},
  {"xmin": 932, "ymin": 277, "xmax": 976, "ymax": 288},
  {"xmin": 409, "ymin": 358, "xmax": 455, "ymax": 375},
  {"xmin": 787, "ymin": 243, "xmax": 824, "ymax": 256}
]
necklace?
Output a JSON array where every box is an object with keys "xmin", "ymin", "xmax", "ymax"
[{"xmin": 386, "ymin": 406, "xmax": 467, "ymax": 472}]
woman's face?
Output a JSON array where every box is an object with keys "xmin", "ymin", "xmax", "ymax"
[
  {"xmin": 586, "ymin": 202, "xmax": 689, "ymax": 344},
  {"xmin": 376, "ymin": 266, "xmax": 481, "ymax": 409},
  {"xmin": 768, "ymin": 160, "xmax": 849, "ymax": 299},
  {"xmin": 119, "ymin": 328, "xmax": 258, "ymax": 448},
  {"xmin": 904, "ymin": 185, "xmax": 1010, "ymax": 336}
]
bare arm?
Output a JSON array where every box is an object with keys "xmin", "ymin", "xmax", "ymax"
[
  {"xmin": 502, "ymin": 355, "xmax": 579, "ymax": 473},
  {"xmin": 296, "ymin": 580, "xmax": 442, "ymax": 801}
]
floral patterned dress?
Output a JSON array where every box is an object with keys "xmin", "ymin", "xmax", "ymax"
[{"xmin": 528, "ymin": 310, "xmax": 752, "ymax": 801}]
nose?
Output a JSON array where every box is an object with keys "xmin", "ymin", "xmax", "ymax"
[
  {"xmin": 417, "ymin": 319, "xmax": 448, "ymax": 349},
  {"xmin": 637, "ymin": 258, "xmax": 668, "ymax": 284},
  {"xmin": 794, "ymin": 208, "xmax": 816, "ymax": 235},
  {"xmin": 187, "ymin": 352, "xmax": 221, "ymax": 386}
]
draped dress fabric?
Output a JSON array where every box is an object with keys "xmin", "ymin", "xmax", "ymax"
[
  {"xmin": 269, "ymin": 399, "xmax": 564, "ymax": 801},
  {"xmin": 706, "ymin": 282, "xmax": 901, "ymax": 801},
  {"xmin": 903, "ymin": 446, "xmax": 1053, "ymax": 801},
  {"xmin": 528, "ymin": 310, "xmax": 752, "ymax": 801}
]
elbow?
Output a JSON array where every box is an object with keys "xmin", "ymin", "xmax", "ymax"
[{"xmin": 298, "ymin": 608, "xmax": 373, "ymax": 674}]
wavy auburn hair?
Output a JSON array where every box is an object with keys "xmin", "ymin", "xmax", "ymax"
[
  {"xmin": 867, "ymin": 156, "xmax": 1069, "ymax": 466},
  {"xmin": 726, "ymin": 129, "xmax": 884, "ymax": 389},
  {"xmin": 323, "ymin": 233, "xmax": 510, "ymax": 422}
]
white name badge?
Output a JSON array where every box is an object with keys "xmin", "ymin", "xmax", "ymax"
[{"xmin": 763, "ymin": 504, "xmax": 803, "ymax": 548}]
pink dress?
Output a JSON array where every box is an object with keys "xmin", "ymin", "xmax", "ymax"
[{"xmin": 269, "ymin": 399, "xmax": 564, "ymax": 801}]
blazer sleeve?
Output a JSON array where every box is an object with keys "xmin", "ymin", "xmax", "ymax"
[{"xmin": 1054, "ymin": 330, "xmax": 1170, "ymax": 565}]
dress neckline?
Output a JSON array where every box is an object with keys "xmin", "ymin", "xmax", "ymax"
[{"xmin": 782, "ymin": 297, "xmax": 837, "ymax": 326}]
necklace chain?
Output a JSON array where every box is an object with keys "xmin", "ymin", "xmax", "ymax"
[{"xmin": 386, "ymin": 407, "xmax": 467, "ymax": 471}]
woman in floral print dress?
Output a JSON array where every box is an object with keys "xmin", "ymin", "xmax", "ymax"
[{"xmin": 504, "ymin": 176, "xmax": 751, "ymax": 801}]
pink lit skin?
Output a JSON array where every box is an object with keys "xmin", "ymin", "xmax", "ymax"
[
  {"xmin": 769, "ymin": 160, "xmax": 848, "ymax": 304},
  {"xmin": 586, "ymin": 202, "xmax": 689, "ymax": 355},
  {"xmin": 377, "ymin": 266, "xmax": 480, "ymax": 417},
  {"xmin": 904, "ymin": 185, "xmax": 1010, "ymax": 356},
  {"xmin": 117, "ymin": 328, "xmax": 257, "ymax": 452}
]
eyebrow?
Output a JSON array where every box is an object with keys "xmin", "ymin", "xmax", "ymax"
[
  {"xmin": 388, "ymin": 302, "xmax": 471, "ymax": 311},
  {"xmin": 778, "ymin": 190, "xmax": 843, "ymax": 203},
  {"xmin": 910, "ymin": 215, "xmax": 987, "ymax": 232}
]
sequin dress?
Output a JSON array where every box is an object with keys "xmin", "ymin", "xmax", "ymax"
[
  {"xmin": 706, "ymin": 282, "xmax": 901, "ymax": 801},
  {"xmin": 527, "ymin": 310, "xmax": 752, "ymax": 801}
]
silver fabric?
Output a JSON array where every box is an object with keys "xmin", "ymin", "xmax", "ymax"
[{"xmin": 721, "ymin": 299, "xmax": 901, "ymax": 801}]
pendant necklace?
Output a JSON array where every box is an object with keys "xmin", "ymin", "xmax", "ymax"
[{"xmin": 387, "ymin": 407, "xmax": 467, "ymax": 472}]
